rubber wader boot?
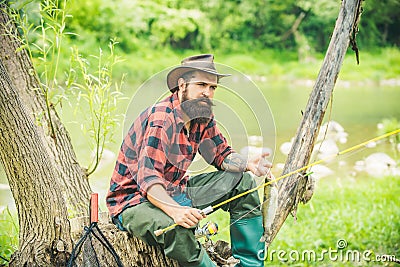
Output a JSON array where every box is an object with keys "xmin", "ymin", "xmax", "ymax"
[{"xmin": 230, "ymin": 216, "xmax": 265, "ymax": 267}]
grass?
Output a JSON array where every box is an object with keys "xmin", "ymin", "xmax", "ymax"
[
  {"xmin": 206, "ymin": 175, "xmax": 400, "ymax": 266},
  {"xmin": 0, "ymin": 207, "xmax": 18, "ymax": 265}
]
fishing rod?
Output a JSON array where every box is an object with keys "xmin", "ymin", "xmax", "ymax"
[{"xmin": 154, "ymin": 128, "xmax": 400, "ymax": 237}]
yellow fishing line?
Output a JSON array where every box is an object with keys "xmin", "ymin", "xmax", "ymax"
[{"xmin": 155, "ymin": 128, "xmax": 400, "ymax": 236}]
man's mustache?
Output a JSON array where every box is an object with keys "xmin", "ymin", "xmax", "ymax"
[{"xmin": 187, "ymin": 97, "xmax": 215, "ymax": 107}]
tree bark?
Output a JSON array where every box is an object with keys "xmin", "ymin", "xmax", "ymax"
[
  {"xmin": 0, "ymin": 57, "xmax": 72, "ymax": 266},
  {"xmin": 0, "ymin": 2, "xmax": 91, "ymax": 216},
  {"xmin": 264, "ymin": 0, "xmax": 363, "ymax": 247}
]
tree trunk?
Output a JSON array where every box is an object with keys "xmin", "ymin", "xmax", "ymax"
[
  {"xmin": 0, "ymin": 2, "xmax": 91, "ymax": 216},
  {"xmin": 264, "ymin": 0, "xmax": 363, "ymax": 247},
  {"xmin": 0, "ymin": 57, "xmax": 72, "ymax": 266}
]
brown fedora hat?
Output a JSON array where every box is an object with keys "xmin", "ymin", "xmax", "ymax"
[{"xmin": 167, "ymin": 54, "xmax": 231, "ymax": 92}]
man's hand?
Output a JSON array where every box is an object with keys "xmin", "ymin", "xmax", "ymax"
[
  {"xmin": 147, "ymin": 184, "xmax": 205, "ymax": 229},
  {"xmin": 247, "ymin": 152, "xmax": 273, "ymax": 177},
  {"xmin": 222, "ymin": 152, "xmax": 272, "ymax": 177},
  {"xmin": 169, "ymin": 206, "xmax": 205, "ymax": 228}
]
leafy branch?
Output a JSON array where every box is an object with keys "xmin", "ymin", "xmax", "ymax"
[
  {"xmin": 7, "ymin": 1, "xmax": 125, "ymax": 175},
  {"xmin": 68, "ymin": 40, "xmax": 125, "ymax": 176},
  {"xmin": 8, "ymin": 0, "xmax": 72, "ymax": 140}
]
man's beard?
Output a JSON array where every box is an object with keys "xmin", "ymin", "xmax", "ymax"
[{"xmin": 181, "ymin": 91, "xmax": 214, "ymax": 125}]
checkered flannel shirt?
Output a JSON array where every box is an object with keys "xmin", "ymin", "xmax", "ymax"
[{"xmin": 106, "ymin": 92, "xmax": 233, "ymax": 219}]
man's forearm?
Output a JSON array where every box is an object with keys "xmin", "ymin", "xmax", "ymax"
[
  {"xmin": 147, "ymin": 184, "xmax": 181, "ymax": 218},
  {"xmin": 221, "ymin": 152, "xmax": 248, "ymax": 172}
]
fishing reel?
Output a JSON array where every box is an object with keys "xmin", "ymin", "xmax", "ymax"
[{"xmin": 195, "ymin": 221, "xmax": 218, "ymax": 240}]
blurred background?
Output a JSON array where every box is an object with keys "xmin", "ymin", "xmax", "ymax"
[{"xmin": 0, "ymin": 0, "xmax": 399, "ymax": 265}]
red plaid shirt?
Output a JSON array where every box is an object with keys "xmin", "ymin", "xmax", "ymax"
[{"xmin": 106, "ymin": 93, "xmax": 233, "ymax": 219}]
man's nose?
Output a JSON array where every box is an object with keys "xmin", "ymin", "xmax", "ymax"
[{"xmin": 202, "ymin": 87, "xmax": 212, "ymax": 97}]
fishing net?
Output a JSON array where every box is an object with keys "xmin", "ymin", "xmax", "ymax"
[{"xmin": 67, "ymin": 193, "xmax": 124, "ymax": 267}]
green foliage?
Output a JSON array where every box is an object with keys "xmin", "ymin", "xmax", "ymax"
[
  {"xmin": 14, "ymin": 0, "xmax": 393, "ymax": 55},
  {"xmin": 378, "ymin": 118, "xmax": 400, "ymax": 136},
  {"xmin": 67, "ymin": 0, "xmax": 210, "ymax": 51},
  {"xmin": 67, "ymin": 40, "xmax": 126, "ymax": 175},
  {"xmin": 64, "ymin": 0, "xmax": 400, "ymax": 53},
  {"xmin": 7, "ymin": 0, "xmax": 126, "ymax": 175},
  {"xmin": 360, "ymin": 0, "xmax": 400, "ymax": 47},
  {"xmin": 8, "ymin": 0, "xmax": 72, "ymax": 138},
  {"xmin": 0, "ymin": 208, "xmax": 18, "ymax": 266},
  {"xmin": 377, "ymin": 118, "xmax": 400, "ymax": 155},
  {"xmin": 10, "ymin": 0, "xmax": 71, "ymax": 102}
]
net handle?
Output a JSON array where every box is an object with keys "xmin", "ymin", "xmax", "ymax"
[{"xmin": 90, "ymin": 193, "xmax": 98, "ymax": 223}]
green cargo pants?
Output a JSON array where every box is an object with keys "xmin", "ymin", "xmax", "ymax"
[{"xmin": 120, "ymin": 171, "xmax": 261, "ymax": 266}]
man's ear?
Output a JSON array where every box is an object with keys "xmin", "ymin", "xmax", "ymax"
[{"xmin": 178, "ymin": 78, "xmax": 186, "ymax": 91}]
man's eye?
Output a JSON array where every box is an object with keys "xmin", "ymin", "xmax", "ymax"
[{"xmin": 196, "ymin": 82, "xmax": 216, "ymax": 90}]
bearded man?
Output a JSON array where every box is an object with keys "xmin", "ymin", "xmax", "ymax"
[{"xmin": 106, "ymin": 54, "xmax": 272, "ymax": 267}]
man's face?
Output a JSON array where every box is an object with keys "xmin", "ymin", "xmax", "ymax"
[{"xmin": 179, "ymin": 71, "xmax": 217, "ymax": 124}]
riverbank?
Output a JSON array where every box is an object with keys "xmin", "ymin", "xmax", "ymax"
[{"xmin": 113, "ymin": 47, "xmax": 400, "ymax": 90}]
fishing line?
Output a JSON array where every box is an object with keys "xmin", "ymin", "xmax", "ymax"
[
  {"xmin": 218, "ymin": 129, "xmax": 398, "ymax": 237},
  {"xmin": 214, "ymin": 129, "xmax": 400, "ymax": 210},
  {"xmin": 308, "ymin": 136, "xmax": 368, "ymax": 175},
  {"xmin": 216, "ymin": 168, "xmax": 320, "ymax": 239},
  {"xmin": 215, "ymin": 170, "xmax": 276, "ymax": 237},
  {"xmin": 154, "ymin": 129, "xmax": 400, "ymax": 236},
  {"xmin": 215, "ymin": 142, "xmax": 368, "ymax": 238}
]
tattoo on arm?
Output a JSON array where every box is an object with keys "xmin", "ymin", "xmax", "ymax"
[{"xmin": 221, "ymin": 153, "xmax": 247, "ymax": 172}]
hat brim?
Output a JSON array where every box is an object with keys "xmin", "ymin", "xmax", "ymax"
[{"xmin": 167, "ymin": 66, "xmax": 231, "ymax": 92}]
